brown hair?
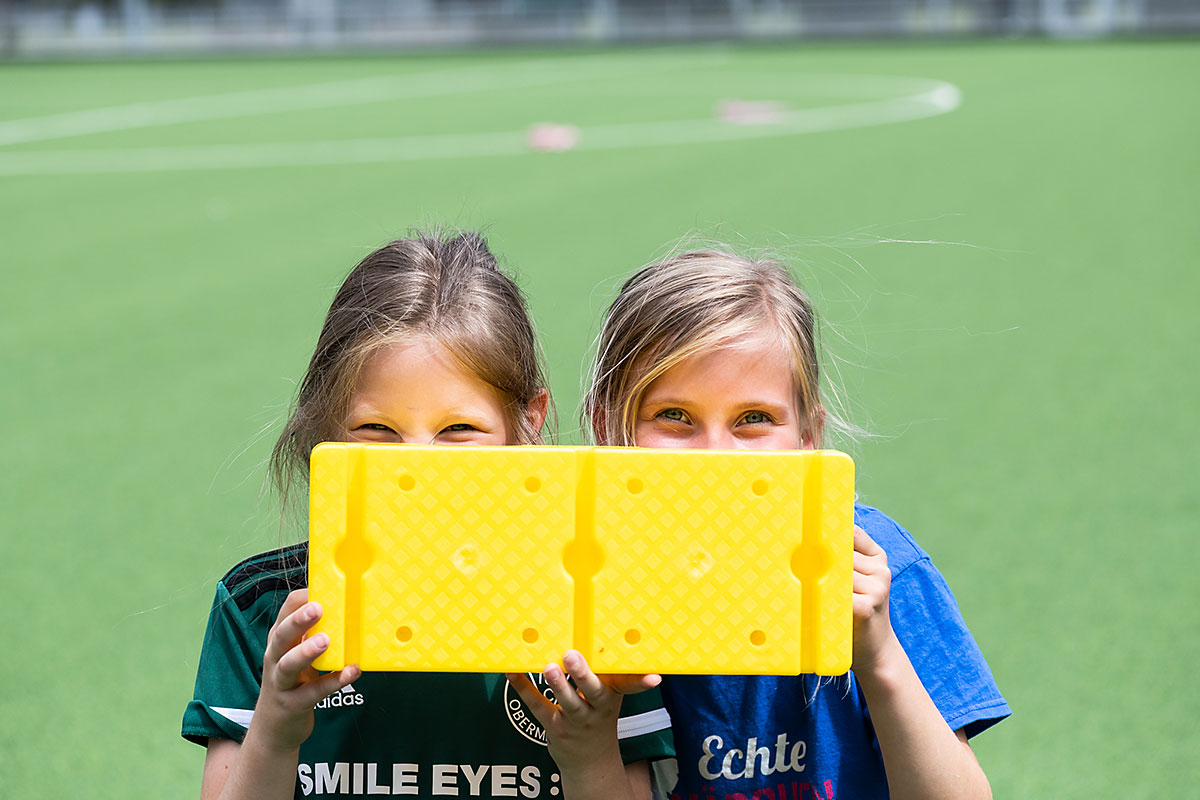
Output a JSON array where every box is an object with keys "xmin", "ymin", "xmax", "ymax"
[
  {"xmin": 584, "ymin": 247, "xmax": 843, "ymax": 447},
  {"xmin": 270, "ymin": 230, "xmax": 550, "ymax": 507}
]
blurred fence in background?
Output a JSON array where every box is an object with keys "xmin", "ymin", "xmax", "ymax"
[{"xmin": 3, "ymin": 0, "xmax": 1198, "ymax": 57}]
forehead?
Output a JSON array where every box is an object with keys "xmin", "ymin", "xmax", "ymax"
[
  {"xmin": 642, "ymin": 330, "xmax": 797, "ymax": 397},
  {"xmin": 354, "ymin": 339, "xmax": 498, "ymax": 403}
]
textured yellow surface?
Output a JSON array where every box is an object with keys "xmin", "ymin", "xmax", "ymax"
[{"xmin": 310, "ymin": 444, "xmax": 853, "ymax": 675}]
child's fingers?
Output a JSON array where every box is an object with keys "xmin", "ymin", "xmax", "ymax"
[
  {"xmin": 275, "ymin": 588, "xmax": 310, "ymax": 622},
  {"xmin": 265, "ymin": 600, "xmax": 323, "ymax": 665},
  {"xmin": 505, "ymin": 672, "xmax": 559, "ymax": 727},
  {"xmin": 264, "ymin": 594, "xmax": 319, "ymax": 662},
  {"xmin": 852, "ymin": 526, "xmax": 890, "ymax": 585},
  {"xmin": 852, "ymin": 562, "xmax": 889, "ymax": 597},
  {"xmin": 853, "ymin": 549, "xmax": 889, "ymax": 577},
  {"xmin": 852, "ymin": 588, "xmax": 880, "ymax": 618},
  {"xmin": 853, "ymin": 525, "xmax": 884, "ymax": 557},
  {"xmin": 562, "ymin": 650, "xmax": 611, "ymax": 709},
  {"xmin": 291, "ymin": 665, "xmax": 361, "ymax": 710},
  {"xmin": 852, "ymin": 560, "xmax": 891, "ymax": 632},
  {"xmin": 542, "ymin": 661, "xmax": 586, "ymax": 715},
  {"xmin": 272, "ymin": 632, "xmax": 330, "ymax": 690},
  {"xmin": 600, "ymin": 672, "xmax": 663, "ymax": 695}
]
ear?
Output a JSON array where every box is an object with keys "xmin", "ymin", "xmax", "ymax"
[
  {"xmin": 800, "ymin": 403, "xmax": 826, "ymax": 450},
  {"xmin": 525, "ymin": 388, "xmax": 549, "ymax": 436},
  {"xmin": 589, "ymin": 405, "xmax": 607, "ymax": 446}
]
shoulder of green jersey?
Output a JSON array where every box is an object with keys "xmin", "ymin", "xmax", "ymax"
[{"xmin": 220, "ymin": 542, "xmax": 308, "ymax": 611}]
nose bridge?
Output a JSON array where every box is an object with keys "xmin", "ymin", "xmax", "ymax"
[
  {"xmin": 698, "ymin": 421, "xmax": 735, "ymax": 450},
  {"xmin": 395, "ymin": 425, "xmax": 434, "ymax": 445}
]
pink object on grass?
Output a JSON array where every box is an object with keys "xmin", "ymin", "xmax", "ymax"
[
  {"xmin": 526, "ymin": 123, "xmax": 580, "ymax": 152},
  {"xmin": 717, "ymin": 99, "xmax": 786, "ymax": 125}
]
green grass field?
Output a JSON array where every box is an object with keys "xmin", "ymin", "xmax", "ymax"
[{"xmin": 1, "ymin": 39, "xmax": 1196, "ymax": 797}]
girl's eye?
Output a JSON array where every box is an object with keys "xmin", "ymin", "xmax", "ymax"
[
  {"xmin": 658, "ymin": 408, "xmax": 689, "ymax": 423},
  {"xmin": 357, "ymin": 423, "xmax": 395, "ymax": 433},
  {"xmin": 442, "ymin": 423, "xmax": 479, "ymax": 434},
  {"xmin": 740, "ymin": 411, "xmax": 772, "ymax": 425}
]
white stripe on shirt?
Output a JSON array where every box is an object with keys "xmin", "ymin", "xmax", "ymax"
[
  {"xmin": 212, "ymin": 706, "xmax": 254, "ymax": 728},
  {"xmin": 616, "ymin": 708, "xmax": 672, "ymax": 739},
  {"xmin": 211, "ymin": 704, "xmax": 668, "ymax": 738}
]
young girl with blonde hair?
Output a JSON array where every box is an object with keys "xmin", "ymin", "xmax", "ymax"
[
  {"xmin": 585, "ymin": 247, "xmax": 1009, "ymax": 800},
  {"xmin": 183, "ymin": 230, "xmax": 673, "ymax": 800}
]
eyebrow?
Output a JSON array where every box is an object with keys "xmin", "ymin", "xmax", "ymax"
[{"xmin": 640, "ymin": 397, "xmax": 689, "ymax": 407}]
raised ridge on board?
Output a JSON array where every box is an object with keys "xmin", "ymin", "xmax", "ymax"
[{"xmin": 310, "ymin": 444, "xmax": 853, "ymax": 675}]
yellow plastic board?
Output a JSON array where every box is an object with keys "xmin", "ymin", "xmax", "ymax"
[{"xmin": 309, "ymin": 444, "xmax": 853, "ymax": 676}]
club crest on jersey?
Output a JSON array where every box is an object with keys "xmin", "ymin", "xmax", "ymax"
[
  {"xmin": 503, "ymin": 674, "xmax": 555, "ymax": 746},
  {"xmin": 316, "ymin": 683, "xmax": 365, "ymax": 710}
]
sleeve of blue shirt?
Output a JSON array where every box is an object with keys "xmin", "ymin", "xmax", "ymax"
[{"xmin": 856, "ymin": 504, "xmax": 1012, "ymax": 739}]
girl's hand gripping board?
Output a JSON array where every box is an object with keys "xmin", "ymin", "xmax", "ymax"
[{"xmin": 309, "ymin": 444, "xmax": 853, "ymax": 676}]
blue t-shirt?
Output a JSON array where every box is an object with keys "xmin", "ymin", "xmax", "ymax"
[{"xmin": 658, "ymin": 504, "xmax": 1010, "ymax": 800}]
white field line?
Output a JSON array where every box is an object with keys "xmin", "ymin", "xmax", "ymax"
[
  {"xmin": 582, "ymin": 81, "xmax": 961, "ymax": 149},
  {"xmin": 0, "ymin": 49, "xmax": 729, "ymax": 148},
  {"xmin": 0, "ymin": 78, "xmax": 960, "ymax": 176}
]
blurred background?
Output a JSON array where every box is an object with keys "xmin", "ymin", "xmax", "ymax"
[
  {"xmin": 1, "ymin": 3, "xmax": 1197, "ymax": 798},
  {"xmin": 4, "ymin": 0, "xmax": 1200, "ymax": 57}
]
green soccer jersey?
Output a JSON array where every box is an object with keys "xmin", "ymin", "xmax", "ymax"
[{"xmin": 183, "ymin": 544, "xmax": 675, "ymax": 798}]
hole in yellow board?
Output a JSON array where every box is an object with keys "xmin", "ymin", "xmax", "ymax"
[
  {"xmin": 397, "ymin": 474, "xmax": 416, "ymax": 491},
  {"xmin": 625, "ymin": 629, "xmax": 641, "ymax": 645},
  {"xmin": 627, "ymin": 478, "xmax": 643, "ymax": 494},
  {"xmin": 752, "ymin": 479, "xmax": 769, "ymax": 496},
  {"xmin": 396, "ymin": 626, "xmax": 413, "ymax": 643},
  {"xmin": 524, "ymin": 475, "xmax": 541, "ymax": 493},
  {"xmin": 750, "ymin": 629, "xmax": 767, "ymax": 646},
  {"xmin": 522, "ymin": 627, "xmax": 539, "ymax": 644}
]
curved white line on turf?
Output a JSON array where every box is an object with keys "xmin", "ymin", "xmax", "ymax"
[
  {"xmin": 0, "ymin": 77, "xmax": 960, "ymax": 176},
  {"xmin": 0, "ymin": 50, "xmax": 730, "ymax": 147}
]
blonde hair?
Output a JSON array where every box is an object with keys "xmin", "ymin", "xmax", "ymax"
[
  {"xmin": 271, "ymin": 229, "xmax": 550, "ymax": 508},
  {"xmin": 585, "ymin": 247, "xmax": 841, "ymax": 447}
]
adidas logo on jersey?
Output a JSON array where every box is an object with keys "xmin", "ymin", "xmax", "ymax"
[{"xmin": 316, "ymin": 683, "xmax": 365, "ymax": 710}]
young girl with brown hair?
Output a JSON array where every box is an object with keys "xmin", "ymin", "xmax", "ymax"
[
  {"xmin": 585, "ymin": 247, "xmax": 1009, "ymax": 800},
  {"xmin": 182, "ymin": 231, "xmax": 673, "ymax": 799}
]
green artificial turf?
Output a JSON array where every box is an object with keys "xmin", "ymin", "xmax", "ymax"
[{"xmin": 1, "ymin": 39, "xmax": 1196, "ymax": 797}]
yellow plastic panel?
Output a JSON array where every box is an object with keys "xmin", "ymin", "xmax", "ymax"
[
  {"xmin": 310, "ymin": 445, "xmax": 853, "ymax": 675},
  {"xmin": 587, "ymin": 448, "xmax": 852, "ymax": 675},
  {"xmin": 310, "ymin": 444, "xmax": 577, "ymax": 672}
]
